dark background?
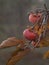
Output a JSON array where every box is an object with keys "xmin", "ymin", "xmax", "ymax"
[{"xmin": 0, "ymin": 0, "xmax": 49, "ymax": 65}]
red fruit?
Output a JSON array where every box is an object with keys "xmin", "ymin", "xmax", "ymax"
[
  {"xmin": 23, "ymin": 29, "xmax": 37, "ymax": 41},
  {"xmin": 29, "ymin": 13, "xmax": 42, "ymax": 23}
]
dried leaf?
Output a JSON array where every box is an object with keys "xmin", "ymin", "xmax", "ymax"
[
  {"xmin": 6, "ymin": 47, "xmax": 30, "ymax": 65},
  {"xmin": 43, "ymin": 50, "xmax": 49, "ymax": 59},
  {"xmin": 0, "ymin": 37, "xmax": 25, "ymax": 48},
  {"xmin": 39, "ymin": 39, "xmax": 49, "ymax": 48}
]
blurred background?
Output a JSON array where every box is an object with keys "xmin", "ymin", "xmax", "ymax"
[{"xmin": 0, "ymin": 0, "xmax": 49, "ymax": 65}]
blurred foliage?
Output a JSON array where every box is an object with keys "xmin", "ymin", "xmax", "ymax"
[{"xmin": 43, "ymin": 50, "xmax": 49, "ymax": 59}]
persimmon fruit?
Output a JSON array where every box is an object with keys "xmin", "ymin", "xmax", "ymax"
[
  {"xmin": 29, "ymin": 13, "xmax": 42, "ymax": 23},
  {"xmin": 23, "ymin": 29, "xmax": 37, "ymax": 41}
]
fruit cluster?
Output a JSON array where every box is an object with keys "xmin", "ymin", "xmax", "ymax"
[{"xmin": 23, "ymin": 12, "xmax": 42, "ymax": 41}]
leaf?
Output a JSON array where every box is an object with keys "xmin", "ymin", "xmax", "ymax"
[
  {"xmin": 0, "ymin": 37, "xmax": 25, "ymax": 48},
  {"xmin": 38, "ymin": 29, "xmax": 49, "ymax": 48},
  {"xmin": 43, "ymin": 50, "xmax": 49, "ymax": 59},
  {"xmin": 6, "ymin": 47, "xmax": 30, "ymax": 65},
  {"xmin": 39, "ymin": 39, "xmax": 49, "ymax": 48}
]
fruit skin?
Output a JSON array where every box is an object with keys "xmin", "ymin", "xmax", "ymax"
[
  {"xmin": 23, "ymin": 29, "xmax": 37, "ymax": 41},
  {"xmin": 29, "ymin": 13, "xmax": 42, "ymax": 23}
]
